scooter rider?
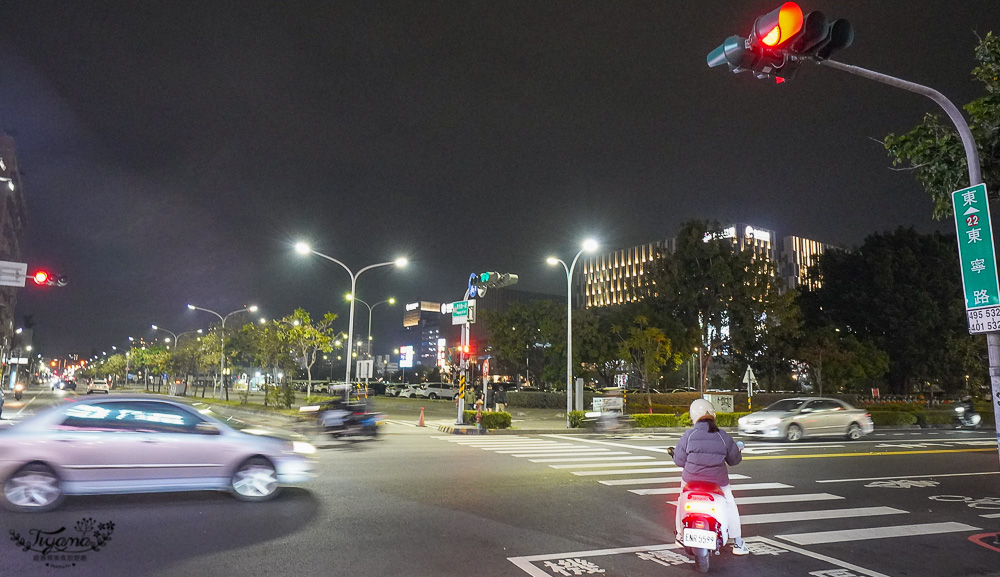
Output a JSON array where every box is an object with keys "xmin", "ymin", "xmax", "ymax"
[{"xmin": 672, "ymin": 398, "xmax": 749, "ymax": 555}]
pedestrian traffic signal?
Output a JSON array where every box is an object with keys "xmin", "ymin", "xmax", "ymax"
[
  {"xmin": 707, "ymin": 2, "xmax": 853, "ymax": 84},
  {"xmin": 31, "ymin": 270, "xmax": 68, "ymax": 286}
]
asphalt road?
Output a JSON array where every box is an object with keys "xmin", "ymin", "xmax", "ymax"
[{"xmin": 1, "ymin": 388, "xmax": 999, "ymax": 576}]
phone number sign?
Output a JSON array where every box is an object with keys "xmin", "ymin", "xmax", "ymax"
[{"xmin": 953, "ymin": 184, "xmax": 1000, "ymax": 334}]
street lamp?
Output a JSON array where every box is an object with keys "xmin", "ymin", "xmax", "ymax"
[
  {"xmin": 295, "ymin": 241, "xmax": 407, "ymax": 386},
  {"xmin": 346, "ymin": 295, "xmax": 395, "ymax": 358},
  {"xmin": 186, "ymin": 304, "xmax": 258, "ymax": 397},
  {"xmin": 547, "ymin": 238, "xmax": 599, "ymax": 427},
  {"xmin": 151, "ymin": 325, "xmax": 203, "ymax": 349}
]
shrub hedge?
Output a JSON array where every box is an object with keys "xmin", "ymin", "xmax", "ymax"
[
  {"xmin": 461, "ymin": 410, "xmax": 512, "ymax": 429},
  {"xmin": 868, "ymin": 411, "xmax": 919, "ymax": 426}
]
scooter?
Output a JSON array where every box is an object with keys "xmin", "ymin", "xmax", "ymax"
[
  {"xmin": 13, "ymin": 383, "xmax": 23, "ymax": 401},
  {"xmin": 668, "ymin": 442, "xmax": 744, "ymax": 573},
  {"xmin": 300, "ymin": 400, "xmax": 381, "ymax": 441},
  {"xmin": 954, "ymin": 404, "xmax": 982, "ymax": 429}
]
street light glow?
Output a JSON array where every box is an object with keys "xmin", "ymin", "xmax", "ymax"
[
  {"xmin": 394, "ymin": 257, "xmax": 408, "ymax": 267},
  {"xmin": 294, "ymin": 242, "xmax": 311, "ymax": 255},
  {"xmin": 582, "ymin": 239, "xmax": 599, "ymax": 252},
  {"xmin": 546, "ymin": 257, "xmax": 559, "ymax": 265}
]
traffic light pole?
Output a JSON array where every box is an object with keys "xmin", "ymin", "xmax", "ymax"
[
  {"xmin": 808, "ymin": 57, "xmax": 1000, "ymax": 465},
  {"xmin": 456, "ymin": 286, "xmax": 473, "ymax": 425}
]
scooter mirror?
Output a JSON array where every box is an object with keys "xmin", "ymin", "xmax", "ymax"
[{"xmin": 736, "ymin": 441, "xmax": 745, "ymax": 450}]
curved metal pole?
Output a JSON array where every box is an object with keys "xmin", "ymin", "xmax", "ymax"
[{"xmin": 310, "ymin": 252, "xmax": 396, "ymax": 386}]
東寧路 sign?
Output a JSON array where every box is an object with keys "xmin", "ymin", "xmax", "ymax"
[{"xmin": 952, "ymin": 184, "xmax": 1000, "ymax": 333}]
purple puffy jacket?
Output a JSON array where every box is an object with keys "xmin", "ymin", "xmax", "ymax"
[{"xmin": 672, "ymin": 420, "xmax": 742, "ymax": 486}]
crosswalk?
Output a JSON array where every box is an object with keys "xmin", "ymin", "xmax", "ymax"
[{"xmin": 432, "ymin": 434, "xmax": 982, "ymax": 547}]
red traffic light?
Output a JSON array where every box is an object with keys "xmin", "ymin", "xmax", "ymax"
[
  {"xmin": 32, "ymin": 271, "xmax": 49, "ymax": 285},
  {"xmin": 754, "ymin": 2, "xmax": 803, "ymax": 48}
]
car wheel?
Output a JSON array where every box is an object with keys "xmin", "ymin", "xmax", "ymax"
[
  {"xmin": 429, "ymin": 393, "xmax": 438, "ymax": 400},
  {"xmin": 2, "ymin": 463, "xmax": 64, "ymax": 513},
  {"xmin": 785, "ymin": 424, "xmax": 803, "ymax": 442},
  {"xmin": 846, "ymin": 423, "xmax": 863, "ymax": 441},
  {"xmin": 230, "ymin": 457, "xmax": 280, "ymax": 502}
]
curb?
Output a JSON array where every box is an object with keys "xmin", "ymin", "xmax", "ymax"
[{"xmin": 437, "ymin": 425, "xmax": 489, "ymax": 435}]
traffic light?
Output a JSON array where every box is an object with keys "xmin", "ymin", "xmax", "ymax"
[
  {"xmin": 31, "ymin": 270, "xmax": 68, "ymax": 286},
  {"xmin": 469, "ymin": 271, "xmax": 519, "ymax": 297},
  {"xmin": 707, "ymin": 2, "xmax": 853, "ymax": 83}
]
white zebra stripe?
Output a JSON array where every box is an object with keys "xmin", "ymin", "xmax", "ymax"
[{"xmin": 776, "ymin": 521, "xmax": 981, "ymax": 545}]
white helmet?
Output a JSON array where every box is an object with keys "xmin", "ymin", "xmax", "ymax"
[{"xmin": 690, "ymin": 398, "xmax": 717, "ymax": 422}]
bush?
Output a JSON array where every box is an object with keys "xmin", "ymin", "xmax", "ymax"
[
  {"xmin": 924, "ymin": 411, "xmax": 956, "ymax": 426},
  {"xmin": 716, "ymin": 412, "xmax": 751, "ymax": 427},
  {"xmin": 869, "ymin": 411, "xmax": 919, "ymax": 426},
  {"xmin": 304, "ymin": 395, "xmax": 336, "ymax": 405},
  {"xmin": 568, "ymin": 411, "xmax": 587, "ymax": 428},
  {"xmin": 461, "ymin": 410, "xmax": 511, "ymax": 429},
  {"xmin": 631, "ymin": 414, "xmax": 684, "ymax": 428}
]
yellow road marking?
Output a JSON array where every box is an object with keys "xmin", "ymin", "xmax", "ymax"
[{"xmin": 743, "ymin": 448, "xmax": 995, "ymax": 460}]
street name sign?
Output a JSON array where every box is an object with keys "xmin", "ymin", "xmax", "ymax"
[
  {"xmin": 952, "ymin": 184, "xmax": 1000, "ymax": 333},
  {"xmin": 451, "ymin": 299, "xmax": 476, "ymax": 325},
  {"xmin": 0, "ymin": 260, "xmax": 27, "ymax": 287}
]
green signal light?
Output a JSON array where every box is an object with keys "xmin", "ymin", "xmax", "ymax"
[{"xmin": 480, "ymin": 273, "xmax": 490, "ymax": 282}]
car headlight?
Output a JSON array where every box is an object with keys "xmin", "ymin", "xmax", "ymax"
[
  {"xmin": 738, "ymin": 416, "xmax": 747, "ymax": 426},
  {"xmin": 291, "ymin": 441, "xmax": 317, "ymax": 455},
  {"xmin": 761, "ymin": 418, "xmax": 781, "ymax": 426}
]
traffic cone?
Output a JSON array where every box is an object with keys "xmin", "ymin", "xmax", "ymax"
[{"xmin": 418, "ymin": 406, "xmax": 426, "ymax": 427}]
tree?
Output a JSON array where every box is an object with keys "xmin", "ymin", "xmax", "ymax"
[
  {"xmin": 279, "ymin": 308, "xmax": 337, "ymax": 398},
  {"xmin": 884, "ymin": 32, "xmax": 1000, "ymax": 218},
  {"xmin": 481, "ymin": 300, "xmax": 563, "ymax": 389},
  {"xmin": 575, "ymin": 307, "xmax": 628, "ymax": 388},
  {"xmin": 614, "ymin": 316, "xmax": 681, "ymax": 409},
  {"xmin": 647, "ymin": 220, "xmax": 784, "ymax": 391},
  {"xmin": 809, "ymin": 228, "xmax": 974, "ymax": 393}
]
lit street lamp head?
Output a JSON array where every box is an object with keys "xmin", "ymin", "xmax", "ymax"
[
  {"xmin": 582, "ymin": 239, "xmax": 599, "ymax": 253},
  {"xmin": 294, "ymin": 242, "xmax": 311, "ymax": 255},
  {"xmin": 248, "ymin": 305, "xmax": 258, "ymax": 312},
  {"xmin": 394, "ymin": 257, "xmax": 408, "ymax": 267},
  {"xmin": 546, "ymin": 257, "xmax": 559, "ymax": 265},
  {"xmin": 186, "ymin": 304, "xmax": 195, "ymax": 310}
]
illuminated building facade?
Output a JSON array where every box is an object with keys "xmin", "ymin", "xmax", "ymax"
[
  {"xmin": 0, "ymin": 135, "xmax": 26, "ymax": 377},
  {"xmin": 577, "ymin": 240, "xmax": 674, "ymax": 308},
  {"xmin": 579, "ymin": 225, "xmax": 834, "ymax": 310},
  {"xmin": 780, "ymin": 235, "xmax": 838, "ymax": 291}
]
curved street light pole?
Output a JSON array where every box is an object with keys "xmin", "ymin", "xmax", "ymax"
[
  {"xmin": 187, "ymin": 304, "xmax": 257, "ymax": 397},
  {"xmin": 295, "ymin": 243, "xmax": 406, "ymax": 387},
  {"xmin": 548, "ymin": 239, "xmax": 598, "ymax": 428},
  {"xmin": 348, "ymin": 296, "xmax": 395, "ymax": 358}
]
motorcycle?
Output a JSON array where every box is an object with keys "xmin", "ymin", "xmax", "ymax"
[
  {"xmin": 302, "ymin": 400, "xmax": 381, "ymax": 441},
  {"xmin": 13, "ymin": 383, "xmax": 23, "ymax": 401},
  {"xmin": 954, "ymin": 404, "xmax": 982, "ymax": 429},
  {"xmin": 668, "ymin": 442, "xmax": 745, "ymax": 573}
]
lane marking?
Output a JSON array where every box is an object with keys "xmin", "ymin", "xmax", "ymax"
[
  {"xmin": 721, "ymin": 492, "xmax": 844, "ymax": 505},
  {"xmin": 506, "ymin": 450, "xmax": 617, "ymax": 457},
  {"xmin": 818, "ymin": 471, "xmax": 1000, "ymax": 483},
  {"xmin": 507, "ymin": 536, "xmax": 893, "ymax": 577},
  {"xmin": 573, "ymin": 467, "xmax": 681, "ymax": 476},
  {"xmin": 600, "ymin": 473, "xmax": 750, "ymax": 486},
  {"xmin": 742, "ymin": 506, "xmax": 907, "ymax": 525},
  {"xmin": 980, "ymin": 513, "xmax": 1000, "ymax": 518},
  {"xmin": 631, "ymin": 482, "xmax": 791, "ymax": 495},
  {"xmin": 527, "ymin": 455, "xmax": 647, "ymax": 463},
  {"xmin": 777, "ymin": 521, "xmax": 981, "ymax": 545},
  {"xmin": 550, "ymin": 460, "xmax": 676, "ymax": 470},
  {"xmin": 496, "ymin": 447, "xmax": 610, "ymax": 453},
  {"xmin": 743, "ymin": 448, "xmax": 994, "ymax": 460}
]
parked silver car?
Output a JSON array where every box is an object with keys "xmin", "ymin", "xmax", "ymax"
[
  {"xmin": 737, "ymin": 397, "xmax": 874, "ymax": 442},
  {"xmin": 0, "ymin": 397, "xmax": 316, "ymax": 512}
]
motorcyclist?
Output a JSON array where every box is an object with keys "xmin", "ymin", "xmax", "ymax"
[
  {"xmin": 671, "ymin": 398, "xmax": 748, "ymax": 556},
  {"xmin": 956, "ymin": 395, "xmax": 978, "ymax": 426}
]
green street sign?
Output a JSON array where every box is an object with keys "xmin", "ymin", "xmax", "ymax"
[
  {"xmin": 453, "ymin": 300, "xmax": 468, "ymax": 318},
  {"xmin": 952, "ymin": 184, "xmax": 1000, "ymax": 333}
]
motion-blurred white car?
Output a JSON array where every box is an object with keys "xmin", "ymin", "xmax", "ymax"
[
  {"xmin": 0, "ymin": 398, "xmax": 316, "ymax": 512},
  {"xmin": 737, "ymin": 397, "xmax": 874, "ymax": 442}
]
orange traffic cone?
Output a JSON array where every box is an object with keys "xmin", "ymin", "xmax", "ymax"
[{"xmin": 418, "ymin": 406, "xmax": 426, "ymax": 427}]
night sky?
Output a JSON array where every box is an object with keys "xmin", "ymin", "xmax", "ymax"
[{"xmin": 0, "ymin": 1, "xmax": 995, "ymax": 357}]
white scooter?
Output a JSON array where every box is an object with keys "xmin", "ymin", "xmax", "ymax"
[{"xmin": 668, "ymin": 441, "xmax": 744, "ymax": 573}]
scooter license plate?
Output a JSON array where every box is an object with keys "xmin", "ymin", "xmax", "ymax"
[{"xmin": 682, "ymin": 529, "xmax": 717, "ymax": 548}]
